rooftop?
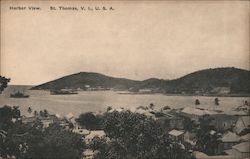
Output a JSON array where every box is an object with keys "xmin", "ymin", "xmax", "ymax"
[
  {"xmin": 193, "ymin": 151, "xmax": 237, "ymax": 159},
  {"xmin": 85, "ymin": 130, "xmax": 105, "ymax": 140},
  {"xmin": 240, "ymin": 133, "xmax": 250, "ymax": 141},
  {"xmin": 73, "ymin": 128, "xmax": 90, "ymax": 135},
  {"xmin": 232, "ymin": 142, "xmax": 250, "ymax": 153},
  {"xmin": 220, "ymin": 131, "xmax": 241, "ymax": 143},
  {"xmin": 168, "ymin": 129, "xmax": 184, "ymax": 137},
  {"xmin": 181, "ymin": 107, "xmax": 213, "ymax": 116},
  {"xmin": 240, "ymin": 116, "xmax": 250, "ymax": 127},
  {"xmin": 224, "ymin": 149, "xmax": 234, "ymax": 156},
  {"xmin": 83, "ymin": 149, "xmax": 95, "ymax": 156}
]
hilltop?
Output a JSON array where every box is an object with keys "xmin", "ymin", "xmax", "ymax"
[
  {"xmin": 31, "ymin": 72, "xmax": 140, "ymax": 90},
  {"xmin": 31, "ymin": 67, "xmax": 250, "ymax": 95},
  {"xmin": 164, "ymin": 67, "xmax": 250, "ymax": 95}
]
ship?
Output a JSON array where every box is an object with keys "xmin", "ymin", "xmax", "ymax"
[
  {"xmin": 10, "ymin": 91, "xmax": 29, "ymax": 98},
  {"xmin": 50, "ymin": 89, "xmax": 78, "ymax": 95}
]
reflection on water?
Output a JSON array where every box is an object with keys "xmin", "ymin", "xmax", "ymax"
[{"xmin": 0, "ymin": 85, "xmax": 249, "ymax": 117}]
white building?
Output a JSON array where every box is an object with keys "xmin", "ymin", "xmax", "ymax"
[
  {"xmin": 85, "ymin": 130, "xmax": 106, "ymax": 144},
  {"xmin": 168, "ymin": 129, "xmax": 185, "ymax": 141},
  {"xmin": 180, "ymin": 107, "xmax": 213, "ymax": 121}
]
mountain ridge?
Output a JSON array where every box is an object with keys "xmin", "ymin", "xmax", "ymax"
[{"xmin": 31, "ymin": 67, "xmax": 250, "ymax": 95}]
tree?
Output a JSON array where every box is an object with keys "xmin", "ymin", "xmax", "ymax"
[
  {"xmin": 195, "ymin": 99, "xmax": 200, "ymax": 105},
  {"xmin": 1, "ymin": 105, "xmax": 85, "ymax": 159},
  {"xmin": 34, "ymin": 111, "xmax": 38, "ymax": 116},
  {"xmin": 101, "ymin": 111, "xmax": 193, "ymax": 159},
  {"xmin": 0, "ymin": 106, "xmax": 22, "ymax": 158},
  {"xmin": 28, "ymin": 107, "xmax": 32, "ymax": 114},
  {"xmin": 0, "ymin": 106, "xmax": 21, "ymax": 131},
  {"xmin": 76, "ymin": 112, "xmax": 103, "ymax": 130},
  {"xmin": 0, "ymin": 76, "xmax": 10, "ymax": 93},
  {"xmin": 214, "ymin": 98, "xmax": 219, "ymax": 106},
  {"xmin": 43, "ymin": 109, "xmax": 49, "ymax": 117},
  {"xmin": 2, "ymin": 122, "xmax": 85, "ymax": 159},
  {"xmin": 196, "ymin": 115, "xmax": 220, "ymax": 155},
  {"xmin": 89, "ymin": 136, "xmax": 108, "ymax": 153},
  {"xmin": 27, "ymin": 123, "xmax": 85, "ymax": 159},
  {"xmin": 106, "ymin": 106, "xmax": 112, "ymax": 112},
  {"xmin": 244, "ymin": 100, "xmax": 249, "ymax": 106},
  {"xmin": 149, "ymin": 103, "xmax": 155, "ymax": 109},
  {"xmin": 183, "ymin": 117, "xmax": 198, "ymax": 132}
]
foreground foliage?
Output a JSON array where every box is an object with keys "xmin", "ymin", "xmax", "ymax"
[
  {"xmin": 0, "ymin": 106, "xmax": 85, "ymax": 159},
  {"xmin": 90, "ymin": 110, "xmax": 194, "ymax": 159}
]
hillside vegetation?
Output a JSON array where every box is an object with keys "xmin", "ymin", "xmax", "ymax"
[{"xmin": 31, "ymin": 67, "xmax": 250, "ymax": 95}]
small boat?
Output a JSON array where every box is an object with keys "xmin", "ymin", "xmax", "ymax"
[
  {"xmin": 10, "ymin": 91, "xmax": 29, "ymax": 98},
  {"xmin": 50, "ymin": 89, "xmax": 78, "ymax": 95}
]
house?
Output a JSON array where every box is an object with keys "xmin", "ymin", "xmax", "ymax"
[
  {"xmin": 193, "ymin": 151, "xmax": 235, "ymax": 159},
  {"xmin": 234, "ymin": 116, "xmax": 250, "ymax": 135},
  {"xmin": 22, "ymin": 116, "xmax": 37, "ymax": 124},
  {"xmin": 209, "ymin": 114, "xmax": 238, "ymax": 131},
  {"xmin": 39, "ymin": 117, "xmax": 54, "ymax": 128},
  {"xmin": 22, "ymin": 114, "xmax": 62, "ymax": 128},
  {"xmin": 218, "ymin": 131, "xmax": 241, "ymax": 153},
  {"xmin": 211, "ymin": 87, "xmax": 231, "ymax": 94},
  {"xmin": 156, "ymin": 113, "xmax": 184, "ymax": 130},
  {"xmin": 180, "ymin": 107, "xmax": 213, "ymax": 122},
  {"xmin": 240, "ymin": 133, "xmax": 250, "ymax": 142},
  {"xmin": 108, "ymin": 107, "xmax": 125, "ymax": 113},
  {"xmin": 85, "ymin": 130, "xmax": 106, "ymax": 144},
  {"xmin": 184, "ymin": 131, "xmax": 197, "ymax": 145},
  {"xmin": 83, "ymin": 149, "xmax": 98, "ymax": 159},
  {"xmin": 225, "ymin": 142, "xmax": 250, "ymax": 159},
  {"xmin": 73, "ymin": 128, "xmax": 90, "ymax": 136},
  {"xmin": 38, "ymin": 115, "xmax": 61, "ymax": 128},
  {"xmin": 168, "ymin": 129, "xmax": 184, "ymax": 141},
  {"xmin": 138, "ymin": 89, "xmax": 152, "ymax": 93},
  {"xmin": 168, "ymin": 115, "xmax": 184, "ymax": 130}
]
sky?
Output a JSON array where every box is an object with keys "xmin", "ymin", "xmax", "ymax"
[{"xmin": 1, "ymin": 1, "xmax": 249, "ymax": 85}]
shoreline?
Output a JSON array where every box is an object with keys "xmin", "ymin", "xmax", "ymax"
[{"xmin": 118, "ymin": 92, "xmax": 250, "ymax": 97}]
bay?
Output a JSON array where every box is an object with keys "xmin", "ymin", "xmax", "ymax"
[{"xmin": 0, "ymin": 85, "xmax": 248, "ymax": 117}]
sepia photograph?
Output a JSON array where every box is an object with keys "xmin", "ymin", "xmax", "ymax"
[{"xmin": 0, "ymin": 0, "xmax": 249, "ymax": 159}]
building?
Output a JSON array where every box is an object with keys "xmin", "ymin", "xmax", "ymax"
[
  {"xmin": 193, "ymin": 151, "xmax": 235, "ymax": 159},
  {"xmin": 168, "ymin": 129, "xmax": 185, "ymax": 141},
  {"xmin": 184, "ymin": 131, "xmax": 197, "ymax": 145},
  {"xmin": 210, "ymin": 114, "xmax": 238, "ymax": 131},
  {"xmin": 39, "ymin": 114, "xmax": 61, "ymax": 128},
  {"xmin": 73, "ymin": 128, "xmax": 90, "ymax": 136},
  {"xmin": 225, "ymin": 142, "xmax": 250, "ymax": 159},
  {"xmin": 234, "ymin": 116, "xmax": 250, "ymax": 135},
  {"xmin": 240, "ymin": 133, "xmax": 250, "ymax": 142},
  {"xmin": 22, "ymin": 116, "xmax": 37, "ymax": 124},
  {"xmin": 168, "ymin": 115, "xmax": 184, "ymax": 130},
  {"xmin": 218, "ymin": 131, "xmax": 241, "ymax": 153},
  {"xmin": 180, "ymin": 107, "xmax": 213, "ymax": 122},
  {"xmin": 85, "ymin": 130, "xmax": 106, "ymax": 144},
  {"xmin": 211, "ymin": 87, "xmax": 231, "ymax": 94},
  {"xmin": 138, "ymin": 89, "xmax": 152, "ymax": 93},
  {"xmin": 22, "ymin": 114, "xmax": 61, "ymax": 128},
  {"xmin": 39, "ymin": 117, "xmax": 55, "ymax": 128},
  {"xmin": 83, "ymin": 149, "xmax": 98, "ymax": 159}
]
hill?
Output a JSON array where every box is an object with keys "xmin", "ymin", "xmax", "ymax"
[
  {"xmin": 31, "ymin": 72, "xmax": 140, "ymax": 90},
  {"xmin": 164, "ymin": 67, "xmax": 250, "ymax": 95},
  {"xmin": 31, "ymin": 67, "xmax": 250, "ymax": 95}
]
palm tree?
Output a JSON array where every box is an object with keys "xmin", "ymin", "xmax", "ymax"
[
  {"xmin": 195, "ymin": 99, "xmax": 200, "ymax": 105},
  {"xmin": 28, "ymin": 107, "xmax": 32, "ymax": 114},
  {"xmin": 34, "ymin": 110, "xmax": 38, "ymax": 116},
  {"xmin": 44, "ymin": 109, "xmax": 49, "ymax": 117},
  {"xmin": 214, "ymin": 98, "xmax": 219, "ymax": 106}
]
